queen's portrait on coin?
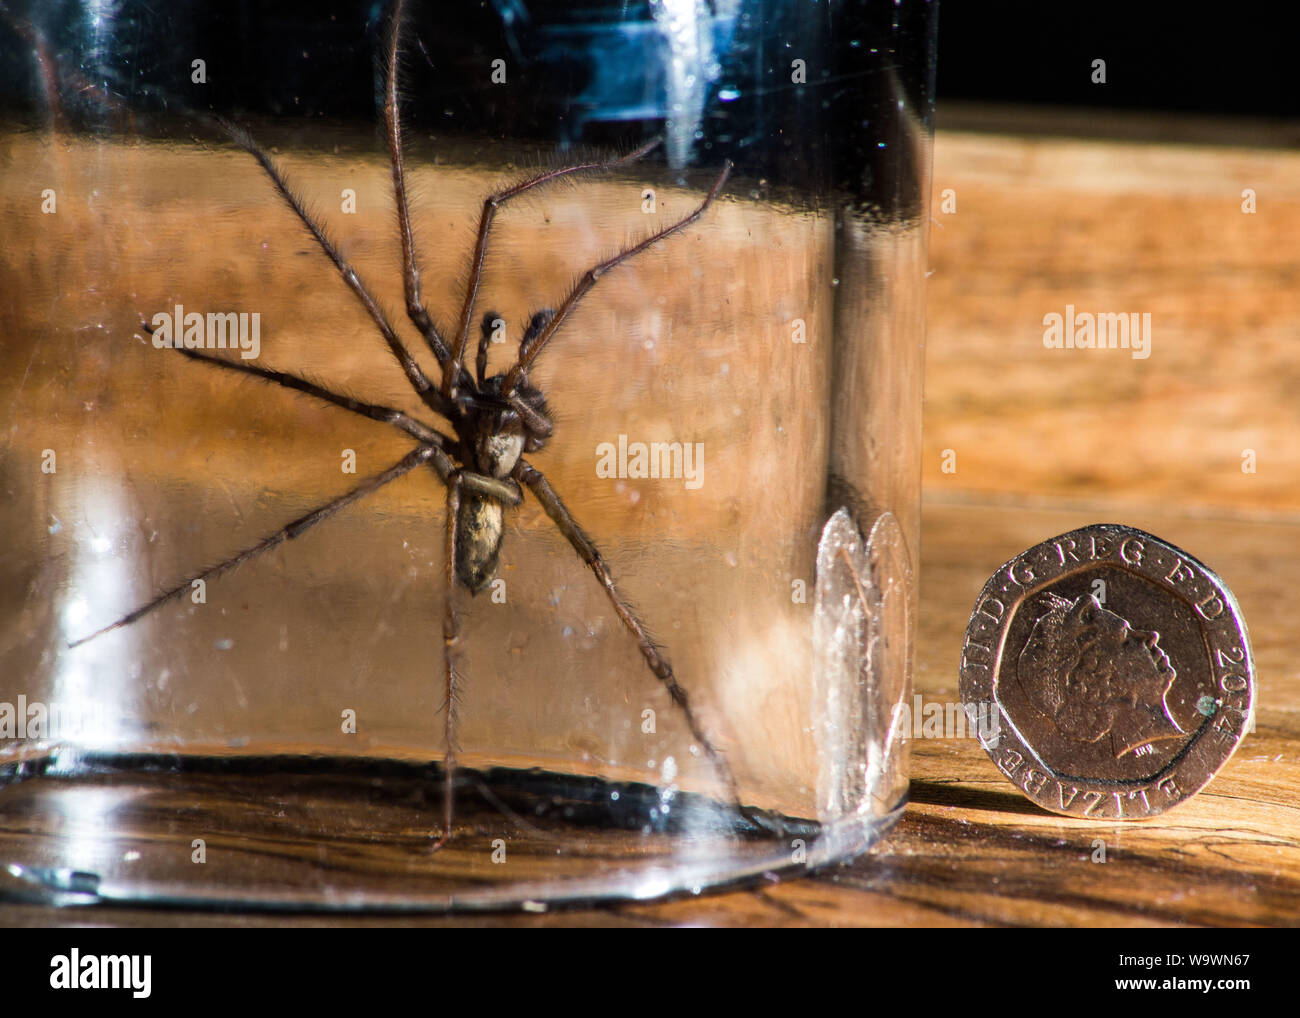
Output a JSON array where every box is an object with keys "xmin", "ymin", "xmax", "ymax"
[
  {"xmin": 1016, "ymin": 592, "xmax": 1186, "ymax": 760},
  {"xmin": 965, "ymin": 524, "xmax": 1253, "ymax": 815}
]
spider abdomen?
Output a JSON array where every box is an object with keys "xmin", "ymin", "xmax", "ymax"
[{"xmin": 455, "ymin": 492, "xmax": 505, "ymax": 593}]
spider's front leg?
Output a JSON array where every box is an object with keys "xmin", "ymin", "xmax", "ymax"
[{"xmin": 382, "ymin": 0, "xmax": 660, "ymax": 397}]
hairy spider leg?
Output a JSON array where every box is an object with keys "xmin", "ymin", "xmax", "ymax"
[
  {"xmin": 69, "ymin": 443, "xmax": 448, "ymax": 649},
  {"xmin": 145, "ymin": 327, "xmax": 449, "ymax": 447},
  {"xmin": 384, "ymin": 0, "xmax": 662, "ymax": 402},
  {"xmin": 501, "ymin": 160, "xmax": 732, "ymax": 398},
  {"xmin": 383, "ymin": 0, "xmax": 454, "ymax": 376},
  {"xmin": 440, "ymin": 135, "xmax": 663, "ymax": 400},
  {"xmin": 215, "ymin": 116, "xmax": 455, "ymax": 424},
  {"xmin": 513, "ymin": 458, "xmax": 770, "ymax": 831},
  {"xmin": 434, "ymin": 473, "xmax": 463, "ymax": 848},
  {"xmin": 475, "ymin": 311, "xmax": 498, "ymax": 387}
]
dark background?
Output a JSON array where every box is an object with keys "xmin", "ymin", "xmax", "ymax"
[
  {"xmin": 1, "ymin": 1, "xmax": 1294, "ymax": 121},
  {"xmin": 0, "ymin": 2, "xmax": 1290, "ymax": 220},
  {"xmin": 937, "ymin": 2, "xmax": 1294, "ymax": 118}
]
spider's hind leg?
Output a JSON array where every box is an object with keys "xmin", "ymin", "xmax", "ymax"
[
  {"xmin": 512, "ymin": 457, "xmax": 783, "ymax": 836},
  {"xmin": 431, "ymin": 472, "xmax": 466, "ymax": 851}
]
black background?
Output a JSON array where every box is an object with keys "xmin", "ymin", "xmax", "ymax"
[
  {"xmin": 937, "ymin": 1, "xmax": 1295, "ymax": 117},
  {"xmin": 1, "ymin": 2, "xmax": 1295, "ymax": 119}
]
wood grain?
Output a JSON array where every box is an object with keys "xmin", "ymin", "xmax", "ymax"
[{"xmin": 924, "ymin": 128, "xmax": 1300, "ymax": 515}]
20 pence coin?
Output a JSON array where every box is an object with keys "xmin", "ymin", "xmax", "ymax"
[{"xmin": 959, "ymin": 523, "xmax": 1255, "ymax": 819}]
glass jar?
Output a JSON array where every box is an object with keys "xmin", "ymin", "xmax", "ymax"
[{"xmin": 0, "ymin": 0, "xmax": 935, "ymax": 910}]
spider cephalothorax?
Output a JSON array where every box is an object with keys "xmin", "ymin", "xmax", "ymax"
[{"xmin": 451, "ymin": 310, "xmax": 555, "ymax": 592}]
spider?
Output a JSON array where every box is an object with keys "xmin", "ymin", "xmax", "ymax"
[{"xmin": 68, "ymin": 0, "xmax": 762, "ymax": 848}]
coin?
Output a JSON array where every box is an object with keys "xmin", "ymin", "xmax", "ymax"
[{"xmin": 959, "ymin": 523, "xmax": 1255, "ymax": 819}]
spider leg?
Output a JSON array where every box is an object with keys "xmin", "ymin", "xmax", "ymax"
[
  {"xmin": 382, "ymin": 0, "xmax": 660, "ymax": 398},
  {"xmin": 432, "ymin": 470, "xmax": 466, "ymax": 850},
  {"xmin": 68, "ymin": 444, "xmax": 448, "ymax": 649},
  {"xmin": 215, "ymin": 117, "xmax": 447, "ymax": 419},
  {"xmin": 150, "ymin": 331, "xmax": 455, "ymax": 444},
  {"xmin": 457, "ymin": 471, "xmax": 522, "ymax": 506},
  {"xmin": 501, "ymin": 310, "xmax": 556, "ymax": 439},
  {"xmin": 512, "ymin": 457, "xmax": 752, "ymax": 821},
  {"xmin": 383, "ymin": 0, "xmax": 460, "ymax": 383},
  {"xmin": 441, "ymin": 140, "xmax": 664, "ymax": 398},
  {"xmin": 505, "ymin": 394, "xmax": 554, "ymax": 441},
  {"xmin": 502, "ymin": 160, "xmax": 732, "ymax": 397},
  {"xmin": 154, "ymin": 340, "xmax": 515, "ymax": 500}
]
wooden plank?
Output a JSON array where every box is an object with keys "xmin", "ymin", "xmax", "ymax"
[{"xmin": 925, "ymin": 129, "xmax": 1300, "ymax": 516}]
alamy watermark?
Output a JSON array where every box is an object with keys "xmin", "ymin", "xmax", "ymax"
[
  {"xmin": 1043, "ymin": 304, "xmax": 1151, "ymax": 360},
  {"xmin": 149, "ymin": 304, "xmax": 261, "ymax": 360},
  {"xmin": 895, "ymin": 696, "xmax": 1001, "ymax": 743},
  {"xmin": 595, "ymin": 434, "xmax": 704, "ymax": 490},
  {"xmin": 50, "ymin": 949, "xmax": 150, "ymax": 998},
  {"xmin": 0, "ymin": 695, "xmax": 111, "ymax": 740}
]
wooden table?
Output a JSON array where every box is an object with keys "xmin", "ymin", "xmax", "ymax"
[{"xmin": 5, "ymin": 108, "xmax": 1299, "ymax": 927}]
